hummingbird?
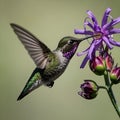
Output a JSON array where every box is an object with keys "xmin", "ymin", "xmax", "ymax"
[{"xmin": 10, "ymin": 23, "xmax": 95, "ymax": 100}]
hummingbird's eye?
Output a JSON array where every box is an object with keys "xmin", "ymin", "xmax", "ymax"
[{"xmin": 68, "ymin": 40, "xmax": 74, "ymax": 45}]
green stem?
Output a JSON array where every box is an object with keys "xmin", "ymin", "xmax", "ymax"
[
  {"xmin": 106, "ymin": 88, "xmax": 120, "ymax": 117},
  {"xmin": 109, "ymin": 84, "xmax": 116, "ymax": 103},
  {"xmin": 104, "ymin": 71, "xmax": 116, "ymax": 103},
  {"xmin": 98, "ymin": 86, "xmax": 107, "ymax": 90},
  {"xmin": 104, "ymin": 71, "xmax": 110, "ymax": 86},
  {"xmin": 104, "ymin": 70, "xmax": 120, "ymax": 117}
]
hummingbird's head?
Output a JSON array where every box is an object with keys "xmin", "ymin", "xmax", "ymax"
[{"xmin": 57, "ymin": 35, "xmax": 95, "ymax": 59}]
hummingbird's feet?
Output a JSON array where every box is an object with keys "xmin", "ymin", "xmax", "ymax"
[{"xmin": 47, "ymin": 81, "xmax": 54, "ymax": 88}]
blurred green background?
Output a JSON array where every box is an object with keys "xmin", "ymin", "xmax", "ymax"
[{"xmin": 1, "ymin": 0, "xmax": 120, "ymax": 120}]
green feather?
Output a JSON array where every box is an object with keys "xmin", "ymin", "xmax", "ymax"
[{"xmin": 17, "ymin": 68, "xmax": 42, "ymax": 100}]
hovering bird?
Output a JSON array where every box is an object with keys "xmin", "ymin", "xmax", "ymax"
[{"xmin": 10, "ymin": 23, "xmax": 95, "ymax": 100}]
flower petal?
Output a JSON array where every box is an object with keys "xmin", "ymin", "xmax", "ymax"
[
  {"xmin": 77, "ymin": 48, "xmax": 89, "ymax": 56},
  {"xmin": 109, "ymin": 28, "xmax": 120, "ymax": 34},
  {"xmin": 102, "ymin": 36, "xmax": 113, "ymax": 49},
  {"xmin": 101, "ymin": 8, "xmax": 111, "ymax": 27},
  {"xmin": 80, "ymin": 55, "xmax": 89, "ymax": 68},
  {"xmin": 109, "ymin": 38, "xmax": 120, "ymax": 47},
  {"xmin": 87, "ymin": 10, "xmax": 98, "ymax": 25},
  {"xmin": 87, "ymin": 10, "xmax": 100, "ymax": 32},
  {"xmin": 94, "ymin": 24, "xmax": 101, "ymax": 32},
  {"xmin": 102, "ymin": 21, "xmax": 113, "ymax": 30},
  {"xmin": 79, "ymin": 40, "xmax": 103, "ymax": 68},
  {"xmin": 111, "ymin": 17, "xmax": 120, "ymax": 26},
  {"xmin": 84, "ymin": 20, "xmax": 94, "ymax": 30},
  {"xmin": 103, "ymin": 17, "xmax": 120, "ymax": 30},
  {"xmin": 88, "ymin": 41, "xmax": 96, "ymax": 59},
  {"xmin": 74, "ymin": 29, "xmax": 93, "ymax": 35}
]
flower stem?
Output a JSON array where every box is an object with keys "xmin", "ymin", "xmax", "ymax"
[
  {"xmin": 104, "ymin": 70, "xmax": 120, "ymax": 117},
  {"xmin": 98, "ymin": 86, "xmax": 107, "ymax": 90},
  {"xmin": 106, "ymin": 87, "xmax": 120, "ymax": 117}
]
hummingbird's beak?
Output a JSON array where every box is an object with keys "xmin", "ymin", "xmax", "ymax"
[{"xmin": 77, "ymin": 34, "xmax": 99, "ymax": 42}]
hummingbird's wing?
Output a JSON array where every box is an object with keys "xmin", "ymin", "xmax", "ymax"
[{"xmin": 10, "ymin": 23, "xmax": 51, "ymax": 69}]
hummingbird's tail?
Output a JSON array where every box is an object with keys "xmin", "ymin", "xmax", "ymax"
[{"xmin": 17, "ymin": 68, "xmax": 43, "ymax": 101}]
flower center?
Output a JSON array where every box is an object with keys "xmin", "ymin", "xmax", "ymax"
[{"xmin": 94, "ymin": 33, "xmax": 102, "ymax": 40}]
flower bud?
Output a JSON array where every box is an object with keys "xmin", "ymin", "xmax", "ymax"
[
  {"xmin": 89, "ymin": 54, "xmax": 114, "ymax": 75},
  {"xmin": 78, "ymin": 80, "xmax": 98, "ymax": 100},
  {"xmin": 89, "ymin": 56, "xmax": 105, "ymax": 75},
  {"xmin": 105, "ymin": 54, "xmax": 114, "ymax": 71},
  {"xmin": 110, "ymin": 67, "xmax": 120, "ymax": 84}
]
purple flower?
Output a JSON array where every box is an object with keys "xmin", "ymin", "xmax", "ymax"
[{"xmin": 74, "ymin": 8, "xmax": 120, "ymax": 68}]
